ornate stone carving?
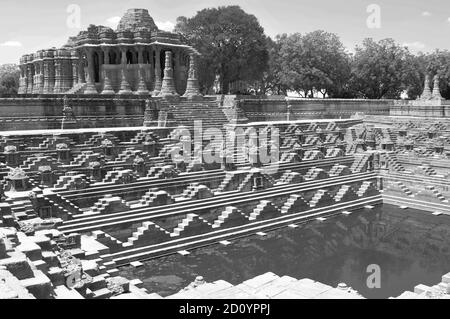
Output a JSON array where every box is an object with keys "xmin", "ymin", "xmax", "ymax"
[
  {"xmin": 159, "ymin": 51, "xmax": 179, "ymax": 98},
  {"xmin": 183, "ymin": 54, "xmax": 202, "ymax": 100}
]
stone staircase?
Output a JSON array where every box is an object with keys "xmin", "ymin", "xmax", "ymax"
[
  {"xmin": 350, "ymin": 154, "xmax": 370, "ymax": 173},
  {"xmin": 170, "ymin": 213, "xmax": 212, "ymax": 238},
  {"xmin": 248, "ymin": 200, "xmax": 280, "ymax": 221},
  {"xmin": 212, "ymin": 206, "xmax": 248, "ymax": 229},
  {"xmin": 302, "ymin": 150, "xmax": 323, "ymax": 161},
  {"xmin": 53, "ymin": 174, "xmax": 90, "ymax": 190},
  {"xmin": 309, "ymin": 189, "xmax": 332, "ymax": 208},
  {"xmin": 304, "ymin": 168, "xmax": 328, "ymax": 181},
  {"xmin": 9, "ymin": 199, "xmax": 36, "ymax": 220},
  {"xmin": 125, "ymin": 222, "xmax": 171, "ymax": 248},
  {"xmin": 89, "ymin": 196, "xmax": 130, "ymax": 215},
  {"xmin": 333, "ymin": 185, "xmax": 358, "ymax": 203},
  {"xmin": 66, "ymin": 83, "xmax": 87, "ymax": 94},
  {"xmin": 158, "ymin": 99, "xmax": 230, "ymax": 128},
  {"xmin": 385, "ymin": 154, "xmax": 406, "ymax": 172},
  {"xmin": 280, "ymin": 194, "xmax": 308, "ymax": 214},
  {"xmin": 329, "ymin": 164, "xmax": 351, "ymax": 177},
  {"xmin": 357, "ymin": 181, "xmax": 379, "ymax": 197}
]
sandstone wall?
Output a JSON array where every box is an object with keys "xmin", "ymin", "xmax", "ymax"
[
  {"xmin": 0, "ymin": 96, "xmax": 145, "ymax": 130},
  {"xmin": 239, "ymin": 98, "xmax": 392, "ymax": 121}
]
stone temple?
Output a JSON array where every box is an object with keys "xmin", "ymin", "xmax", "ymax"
[
  {"xmin": 2, "ymin": 8, "xmax": 450, "ymax": 300},
  {"xmin": 18, "ymin": 9, "xmax": 196, "ymax": 97}
]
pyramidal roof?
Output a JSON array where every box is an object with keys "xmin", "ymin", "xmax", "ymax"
[{"xmin": 116, "ymin": 8, "xmax": 159, "ymax": 32}]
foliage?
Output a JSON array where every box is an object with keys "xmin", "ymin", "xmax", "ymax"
[
  {"xmin": 424, "ymin": 50, "xmax": 450, "ymax": 99},
  {"xmin": 0, "ymin": 64, "xmax": 20, "ymax": 96},
  {"xmin": 268, "ymin": 31, "xmax": 351, "ymax": 98},
  {"xmin": 175, "ymin": 5, "xmax": 269, "ymax": 94},
  {"xmin": 349, "ymin": 38, "xmax": 416, "ymax": 99}
]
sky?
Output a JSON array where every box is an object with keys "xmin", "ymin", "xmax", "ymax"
[{"xmin": 1, "ymin": 0, "xmax": 450, "ymax": 64}]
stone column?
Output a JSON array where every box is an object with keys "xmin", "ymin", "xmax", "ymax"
[
  {"xmin": 38, "ymin": 61, "xmax": 45, "ymax": 94},
  {"xmin": 47, "ymin": 54, "xmax": 56, "ymax": 94},
  {"xmin": 42, "ymin": 58, "xmax": 50, "ymax": 94},
  {"xmin": 137, "ymin": 47, "xmax": 145, "ymax": 64},
  {"xmin": 78, "ymin": 52, "xmax": 86, "ymax": 84},
  {"xmin": 173, "ymin": 49, "xmax": 180, "ymax": 93},
  {"xmin": 136, "ymin": 68, "xmax": 149, "ymax": 95},
  {"xmin": 153, "ymin": 47, "xmax": 162, "ymax": 95},
  {"xmin": 26, "ymin": 62, "xmax": 34, "ymax": 94},
  {"xmin": 120, "ymin": 47, "xmax": 127, "ymax": 65},
  {"xmin": 71, "ymin": 51, "xmax": 79, "ymax": 88},
  {"xmin": 103, "ymin": 47, "xmax": 110, "ymax": 64},
  {"xmin": 32, "ymin": 61, "xmax": 41, "ymax": 94},
  {"xmin": 432, "ymin": 75, "xmax": 444, "ymax": 100},
  {"xmin": 159, "ymin": 51, "xmax": 179, "ymax": 98},
  {"xmin": 18, "ymin": 58, "xmax": 27, "ymax": 94},
  {"xmin": 84, "ymin": 48, "xmax": 98, "ymax": 94},
  {"xmin": 420, "ymin": 74, "xmax": 432, "ymax": 100},
  {"xmin": 136, "ymin": 46, "xmax": 149, "ymax": 95},
  {"xmin": 101, "ymin": 47, "xmax": 114, "ymax": 94},
  {"xmin": 183, "ymin": 53, "xmax": 202, "ymax": 100},
  {"xmin": 118, "ymin": 47, "xmax": 132, "ymax": 94},
  {"xmin": 54, "ymin": 54, "xmax": 63, "ymax": 93},
  {"xmin": 102, "ymin": 69, "xmax": 115, "ymax": 95}
]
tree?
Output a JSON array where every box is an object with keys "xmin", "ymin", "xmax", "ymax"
[
  {"xmin": 274, "ymin": 31, "xmax": 351, "ymax": 98},
  {"xmin": 0, "ymin": 64, "xmax": 20, "ymax": 96},
  {"xmin": 349, "ymin": 38, "xmax": 415, "ymax": 99},
  {"xmin": 175, "ymin": 6, "xmax": 269, "ymax": 94},
  {"xmin": 424, "ymin": 50, "xmax": 450, "ymax": 99},
  {"xmin": 403, "ymin": 53, "xmax": 427, "ymax": 100},
  {"xmin": 259, "ymin": 37, "xmax": 289, "ymax": 95}
]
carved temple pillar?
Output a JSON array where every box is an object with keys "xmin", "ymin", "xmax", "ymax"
[
  {"xmin": 118, "ymin": 47, "xmax": 132, "ymax": 95},
  {"xmin": 136, "ymin": 47, "xmax": 149, "ymax": 95},
  {"xmin": 137, "ymin": 47, "xmax": 145, "ymax": 64},
  {"xmin": 159, "ymin": 51, "xmax": 179, "ymax": 98},
  {"xmin": 84, "ymin": 48, "xmax": 98, "ymax": 94},
  {"xmin": 174, "ymin": 49, "xmax": 181, "ymax": 94},
  {"xmin": 101, "ymin": 47, "xmax": 114, "ymax": 94},
  {"xmin": 53, "ymin": 54, "xmax": 63, "ymax": 94},
  {"xmin": 183, "ymin": 53, "xmax": 202, "ymax": 100},
  {"xmin": 432, "ymin": 75, "xmax": 444, "ymax": 100},
  {"xmin": 71, "ymin": 51, "xmax": 79, "ymax": 88},
  {"xmin": 26, "ymin": 62, "xmax": 34, "ymax": 94},
  {"xmin": 77, "ymin": 52, "xmax": 86, "ymax": 84},
  {"xmin": 32, "ymin": 61, "xmax": 41, "ymax": 94},
  {"xmin": 18, "ymin": 62, "xmax": 27, "ymax": 94},
  {"xmin": 153, "ymin": 47, "xmax": 162, "ymax": 95}
]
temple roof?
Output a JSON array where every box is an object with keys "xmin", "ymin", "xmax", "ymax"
[{"xmin": 117, "ymin": 9, "xmax": 159, "ymax": 32}]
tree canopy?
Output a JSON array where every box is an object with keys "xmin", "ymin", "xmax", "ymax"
[
  {"xmin": 0, "ymin": 64, "xmax": 20, "ymax": 96},
  {"xmin": 175, "ymin": 5, "xmax": 269, "ymax": 94},
  {"xmin": 349, "ymin": 38, "xmax": 417, "ymax": 99},
  {"xmin": 272, "ymin": 31, "xmax": 351, "ymax": 98}
]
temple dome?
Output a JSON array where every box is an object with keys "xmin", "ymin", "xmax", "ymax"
[{"xmin": 116, "ymin": 8, "xmax": 159, "ymax": 32}]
